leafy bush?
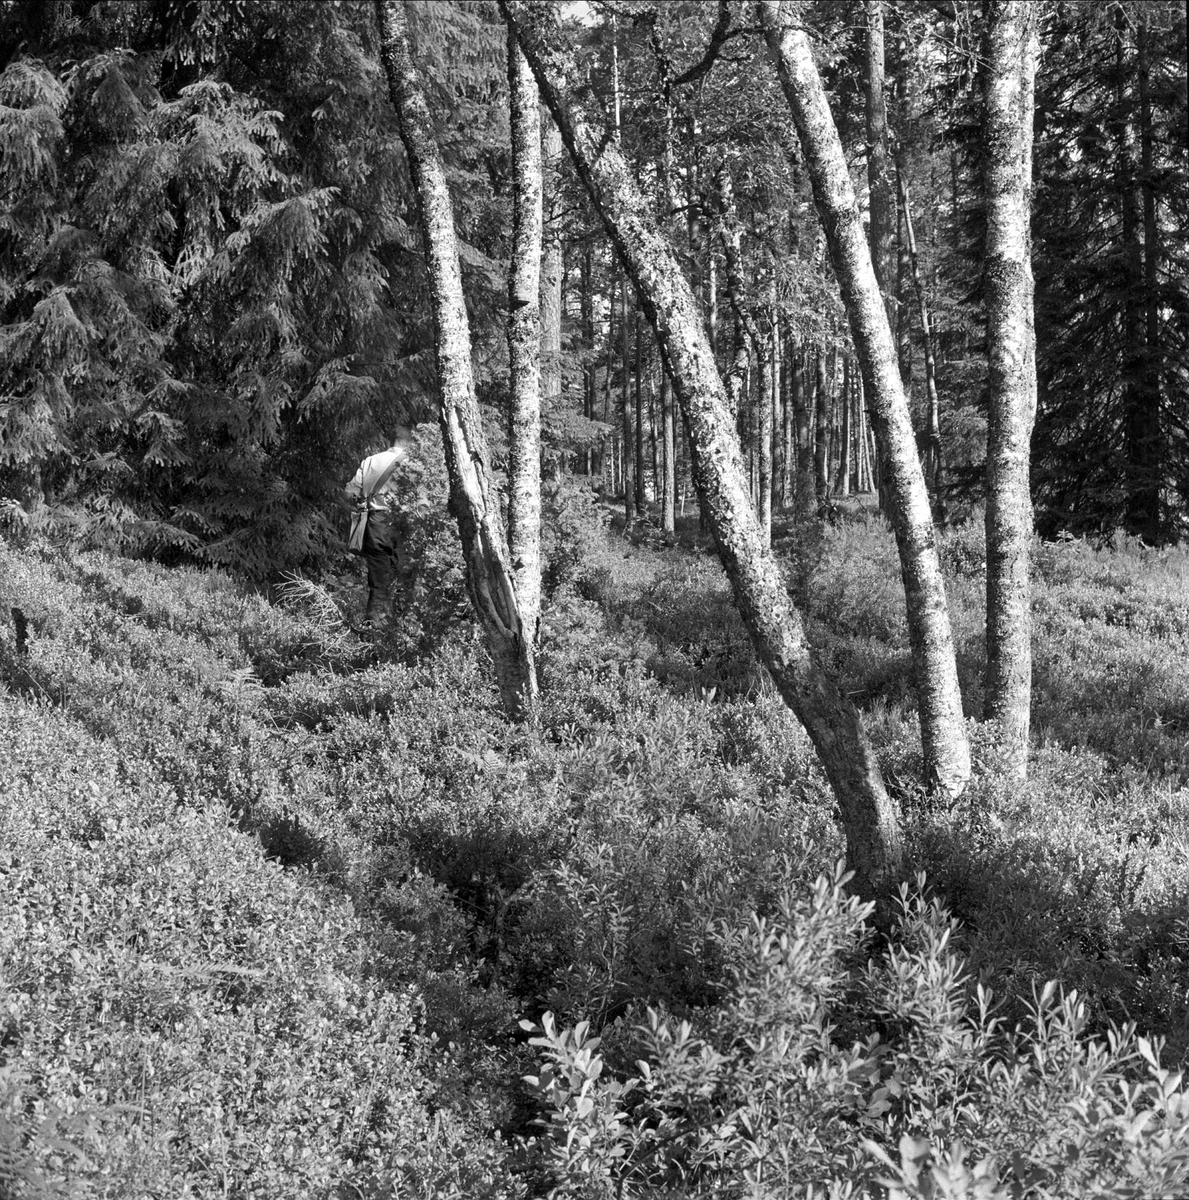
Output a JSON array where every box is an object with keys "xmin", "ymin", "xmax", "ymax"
[{"xmin": 521, "ymin": 866, "xmax": 1189, "ymax": 1200}]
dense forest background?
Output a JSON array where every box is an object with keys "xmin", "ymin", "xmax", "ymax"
[
  {"xmin": 2, "ymin": 2, "xmax": 1189, "ymax": 1198},
  {"xmin": 1, "ymin": 0, "xmax": 1185, "ymax": 571}
]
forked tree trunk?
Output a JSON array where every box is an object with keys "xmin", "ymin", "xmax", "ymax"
[
  {"xmin": 376, "ymin": 0, "xmax": 537, "ymax": 720},
  {"xmin": 503, "ymin": 0, "xmax": 902, "ymax": 900},
  {"xmin": 760, "ymin": 0, "xmax": 970, "ymax": 800},
  {"xmin": 983, "ymin": 1, "xmax": 1039, "ymax": 780}
]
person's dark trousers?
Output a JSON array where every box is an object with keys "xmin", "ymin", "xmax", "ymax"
[{"xmin": 362, "ymin": 512, "xmax": 401, "ymax": 622}]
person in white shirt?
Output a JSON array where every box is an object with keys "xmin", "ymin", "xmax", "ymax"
[{"xmin": 344, "ymin": 427, "xmax": 414, "ymax": 624}]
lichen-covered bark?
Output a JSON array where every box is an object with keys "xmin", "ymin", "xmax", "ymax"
[
  {"xmin": 375, "ymin": 0, "xmax": 536, "ymax": 720},
  {"xmin": 503, "ymin": 0, "xmax": 902, "ymax": 900},
  {"xmin": 507, "ymin": 34, "xmax": 543, "ymax": 696},
  {"xmin": 983, "ymin": 1, "xmax": 1038, "ymax": 779},
  {"xmin": 760, "ymin": 0, "xmax": 970, "ymax": 800}
]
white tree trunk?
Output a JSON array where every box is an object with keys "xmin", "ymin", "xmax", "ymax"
[
  {"xmin": 503, "ymin": 0, "xmax": 903, "ymax": 900},
  {"xmin": 983, "ymin": 1, "xmax": 1039, "ymax": 779},
  {"xmin": 760, "ymin": 0, "xmax": 970, "ymax": 800},
  {"xmin": 376, "ymin": 0, "xmax": 537, "ymax": 720},
  {"xmin": 507, "ymin": 34, "xmax": 544, "ymax": 702}
]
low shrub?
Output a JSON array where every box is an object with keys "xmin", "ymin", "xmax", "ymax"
[{"xmin": 522, "ymin": 865, "xmax": 1189, "ymax": 1200}]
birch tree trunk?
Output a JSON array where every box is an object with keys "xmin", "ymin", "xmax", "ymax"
[
  {"xmin": 983, "ymin": 0, "xmax": 1039, "ymax": 780},
  {"xmin": 761, "ymin": 0, "xmax": 970, "ymax": 800},
  {"xmin": 540, "ymin": 105, "xmax": 564, "ymax": 453},
  {"xmin": 506, "ymin": 34, "xmax": 543, "ymax": 703},
  {"xmin": 503, "ymin": 0, "xmax": 903, "ymax": 900},
  {"xmin": 376, "ymin": 0, "xmax": 537, "ymax": 721}
]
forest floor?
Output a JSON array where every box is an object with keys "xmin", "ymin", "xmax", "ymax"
[{"xmin": 2, "ymin": 506, "xmax": 1189, "ymax": 1198}]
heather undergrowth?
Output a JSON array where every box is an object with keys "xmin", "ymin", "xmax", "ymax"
[{"xmin": 1, "ymin": 509, "xmax": 1187, "ymax": 1198}]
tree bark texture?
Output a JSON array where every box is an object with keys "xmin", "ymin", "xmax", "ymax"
[
  {"xmin": 540, "ymin": 105, "xmax": 564, "ymax": 433},
  {"xmin": 503, "ymin": 0, "xmax": 903, "ymax": 900},
  {"xmin": 506, "ymin": 34, "xmax": 543, "ymax": 688},
  {"xmin": 761, "ymin": 0, "xmax": 970, "ymax": 800},
  {"xmin": 983, "ymin": 0, "xmax": 1038, "ymax": 779},
  {"xmin": 376, "ymin": 0, "xmax": 537, "ymax": 720}
]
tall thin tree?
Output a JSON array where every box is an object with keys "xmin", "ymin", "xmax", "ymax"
[
  {"xmin": 760, "ymin": 0, "xmax": 971, "ymax": 800},
  {"xmin": 983, "ymin": 0, "xmax": 1039, "ymax": 779},
  {"xmin": 375, "ymin": 0, "xmax": 537, "ymax": 720}
]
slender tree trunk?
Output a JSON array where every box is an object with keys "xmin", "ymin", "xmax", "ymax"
[
  {"xmin": 866, "ymin": 0, "xmax": 896, "ymax": 518},
  {"xmin": 504, "ymin": 0, "xmax": 903, "ymax": 900},
  {"xmin": 506, "ymin": 34, "xmax": 544, "ymax": 684},
  {"xmin": 983, "ymin": 0, "xmax": 1039, "ymax": 780},
  {"xmin": 377, "ymin": 0, "xmax": 536, "ymax": 719},
  {"xmin": 761, "ymin": 0, "xmax": 970, "ymax": 800},
  {"xmin": 772, "ymin": 308, "xmax": 785, "ymax": 514},
  {"xmin": 898, "ymin": 167, "xmax": 944, "ymax": 518},
  {"xmin": 650, "ymin": 19, "xmax": 678, "ymax": 536},
  {"xmin": 634, "ymin": 307, "xmax": 646, "ymax": 510},
  {"xmin": 838, "ymin": 355, "xmax": 851, "ymax": 496},
  {"xmin": 865, "ymin": 0, "xmax": 895, "ymax": 322},
  {"xmin": 1135, "ymin": 14, "xmax": 1162, "ymax": 542},
  {"xmin": 581, "ymin": 246, "xmax": 594, "ymax": 475},
  {"xmin": 621, "ymin": 278, "xmax": 634, "ymax": 525},
  {"xmin": 814, "ymin": 347, "xmax": 829, "ymax": 512},
  {"xmin": 540, "ymin": 105, "xmax": 564, "ymax": 456}
]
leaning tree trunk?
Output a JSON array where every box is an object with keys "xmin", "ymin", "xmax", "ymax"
[
  {"xmin": 760, "ymin": 0, "xmax": 970, "ymax": 801},
  {"xmin": 503, "ymin": 0, "xmax": 902, "ymax": 901},
  {"xmin": 983, "ymin": 1, "xmax": 1039, "ymax": 780},
  {"xmin": 376, "ymin": 0, "xmax": 537, "ymax": 720}
]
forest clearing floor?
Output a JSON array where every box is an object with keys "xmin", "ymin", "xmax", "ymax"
[{"xmin": 2, "ymin": 509, "xmax": 1189, "ymax": 1197}]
